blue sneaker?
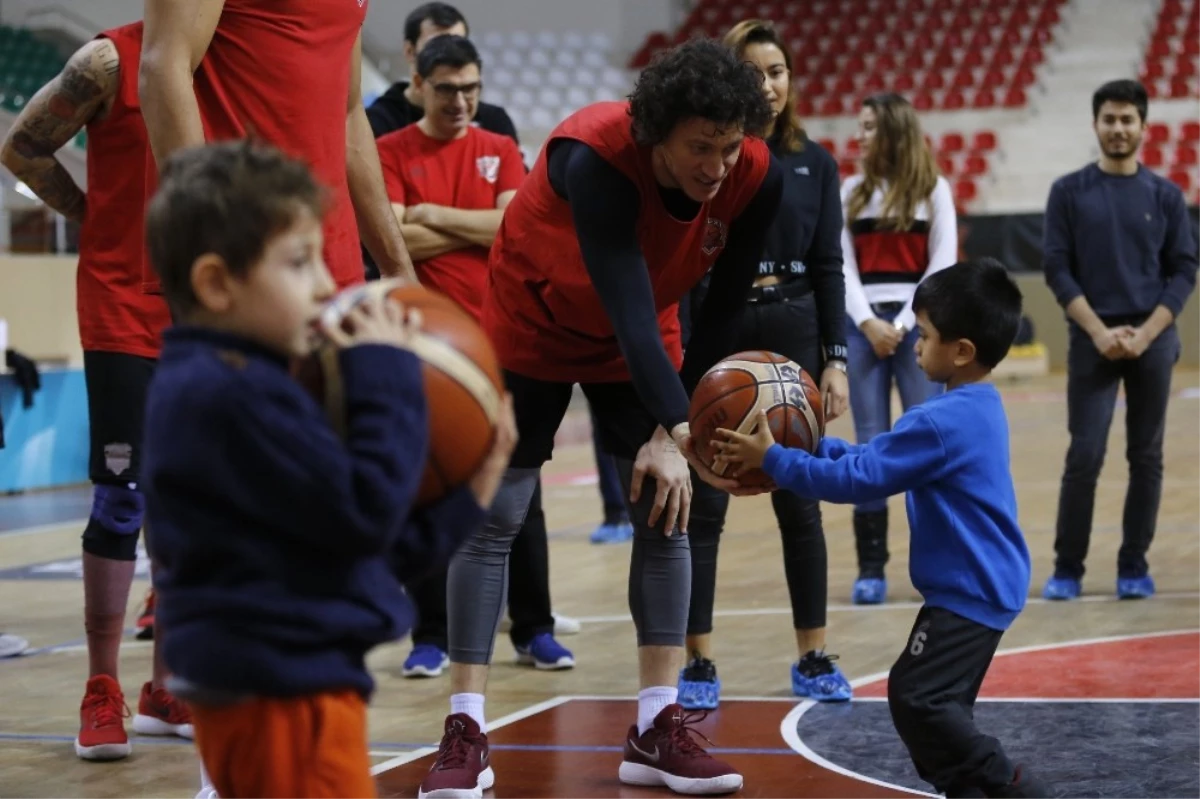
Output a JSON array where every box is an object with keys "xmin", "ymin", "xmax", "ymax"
[
  {"xmin": 1117, "ymin": 574, "xmax": 1155, "ymax": 599},
  {"xmin": 514, "ymin": 633, "xmax": 575, "ymax": 670},
  {"xmin": 1042, "ymin": 574, "xmax": 1082, "ymax": 600},
  {"xmin": 791, "ymin": 651, "xmax": 852, "ymax": 702},
  {"xmin": 402, "ymin": 644, "xmax": 448, "ymax": 678},
  {"xmin": 590, "ymin": 521, "xmax": 633, "ymax": 544},
  {"xmin": 852, "ymin": 576, "xmax": 887, "ymax": 605},
  {"xmin": 677, "ymin": 654, "xmax": 720, "ymax": 710}
]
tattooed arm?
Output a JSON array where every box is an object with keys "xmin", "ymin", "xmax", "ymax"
[{"xmin": 0, "ymin": 38, "xmax": 121, "ymax": 223}]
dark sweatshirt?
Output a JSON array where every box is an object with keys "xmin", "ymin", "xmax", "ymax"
[{"xmin": 143, "ymin": 326, "xmax": 484, "ymax": 699}]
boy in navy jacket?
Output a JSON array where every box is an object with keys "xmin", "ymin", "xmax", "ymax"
[
  {"xmin": 714, "ymin": 259, "xmax": 1048, "ymax": 799},
  {"xmin": 141, "ymin": 140, "xmax": 515, "ymax": 798}
]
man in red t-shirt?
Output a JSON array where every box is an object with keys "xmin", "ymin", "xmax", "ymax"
[
  {"xmin": 419, "ymin": 39, "xmax": 784, "ymax": 798},
  {"xmin": 138, "ymin": 0, "xmax": 414, "ymax": 286},
  {"xmin": 0, "ymin": 23, "xmax": 191, "ymax": 762},
  {"xmin": 376, "ymin": 35, "xmax": 524, "ymax": 321}
]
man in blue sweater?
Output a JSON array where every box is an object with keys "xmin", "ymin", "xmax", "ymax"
[
  {"xmin": 714, "ymin": 259, "xmax": 1048, "ymax": 799},
  {"xmin": 140, "ymin": 140, "xmax": 514, "ymax": 797},
  {"xmin": 1041, "ymin": 79, "xmax": 1198, "ymax": 601}
]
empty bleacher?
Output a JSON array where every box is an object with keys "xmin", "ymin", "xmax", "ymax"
[{"xmin": 631, "ymin": 0, "xmax": 1067, "ymax": 114}]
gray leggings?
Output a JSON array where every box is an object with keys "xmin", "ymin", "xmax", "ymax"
[{"xmin": 447, "ymin": 460, "xmax": 692, "ymax": 664}]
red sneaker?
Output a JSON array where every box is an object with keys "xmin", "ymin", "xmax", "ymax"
[
  {"xmin": 135, "ymin": 589, "xmax": 155, "ymax": 640},
  {"xmin": 75, "ymin": 675, "xmax": 131, "ymax": 761},
  {"xmin": 619, "ymin": 704, "xmax": 743, "ymax": 795},
  {"xmin": 132, "ymin": 681, "xmax": 194, "ymax": 738},
  {"xmin": 418, "ymin": 714, "xmax": 494, "ymax": 799}
]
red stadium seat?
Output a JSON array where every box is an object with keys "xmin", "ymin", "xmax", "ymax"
[
  {"xmin": 1147, "ymin": 122, "xmax": 1171, "ymax": 145},
  {"xmin": 954, "ymin": 178, "xmax": 979, "ymax": 206},
  {"xmin": 940, "ymin": 132, "xmax": 966, "ymax": 153},
  {"xmin": 1142, "ymin": 143, "xmax": 1165, "ymax": 169},
  {"xmin": 972, "ymin": 88, "xmax": 997, "ymax": 108},
  {"xmin": 962, "ymin": 154, "xmax": 989, "ymax": 177},
  {"xmin": 1002, "ymin": 87, "xmax": 1026, "ymax": 107},
  {"xmin": 1168, "ymin": 168, "xmax": 1194, "ymax": 195},
  {"xmin": 1174, "ymin": 143, "xmax": 1199, "ymax": 166},
  {"xmin": 937, "ymin": 153, "xmax": 956, "ymax": 176},
  {"xmin": 942, "ymin": 89, "xmax": 966, "ymax": 110},
  {"xmin": 970, "ymin": 130, "xmax": 998, "ymax": 152},
  {"xmin": 1181, "ymin": 120, "xmax": 1200, "ymax": 143}
]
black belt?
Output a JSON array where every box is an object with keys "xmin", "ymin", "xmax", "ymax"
[
  {"xmin": 747, "ymin": 280, "xmax": 813, "ymax": 304},
  {"xmin": 870, "ymin": 301, "xmax": 905, "ymax": 316}
]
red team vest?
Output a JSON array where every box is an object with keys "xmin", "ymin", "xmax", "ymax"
[
  {"xmin": 142, "ymin": 0, "xmax": 367, "ymax": 292},
  {"xmin": 78, "ymin": 22, "xmax": 171, "ymax": 359},
  {"xmin": 483, "ymin": 101, "xmax": 770, "ymax": 383}
]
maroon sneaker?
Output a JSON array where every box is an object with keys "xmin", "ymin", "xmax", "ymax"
[
  {"xmin": 418, "ymin": 714, "xmax": 494, "ymax": 799},
  {"xmin": 619, "ymin": 703, "xmax": 743, "ymax": 795}
]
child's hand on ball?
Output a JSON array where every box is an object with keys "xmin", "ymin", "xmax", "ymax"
[
  {"xmin": 321, "ymin": 293, "xmax": 422, "ymax": 350},
  {"xmin": 713, "ymin": 410, "xmax": 776, "ymax": 473}
]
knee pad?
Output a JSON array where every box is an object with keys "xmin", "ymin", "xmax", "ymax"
[{"xmin": 81, "ymin": 484, "xmax": 144, "ymax": 561}]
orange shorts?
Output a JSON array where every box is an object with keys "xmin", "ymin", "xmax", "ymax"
[{"xmin": 191, "ymin": 689, "xmax": 375, "ymax": 798}]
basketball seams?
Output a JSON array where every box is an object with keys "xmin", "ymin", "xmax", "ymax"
[{"xmin": 406, "ymin": 333, "xmax": 501, "ymax": 425}]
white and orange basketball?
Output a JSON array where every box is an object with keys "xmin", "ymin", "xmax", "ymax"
[
  {"xmin": 688, "ymin": 351, "xmax": 824, "ymax": 488},
  {"xmin": 295, "ymin": 279, "xmax": 504, "ymax": 506}
]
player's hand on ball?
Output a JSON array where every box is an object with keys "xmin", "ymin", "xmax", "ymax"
[
  {"xmin": 321, "ymin": 293, "xmax": 422, "ymax": 350},
  {"xmin": 713, "ymin": 410, "xmax": 776, "ymax": 473},
  {"xmin": 631, "ymin": 426, "xmax": 692, "ymax": 535},
  {"xmin": 468, "ymin": 393, "xmax": 518, "ymax": 509}
]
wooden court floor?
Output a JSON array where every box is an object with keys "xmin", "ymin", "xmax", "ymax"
[{"xmin": 0, "ymin": 371, "xmax": 1196, "ymax": 798}]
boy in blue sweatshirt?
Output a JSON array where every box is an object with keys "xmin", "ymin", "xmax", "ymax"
[
  {"xmin": 141, "ymin": 140, "xmax": 515, "ymax": 798},
  {"xmin": 714, "ymin": 259, "xmax": 1048, "ymax": 799}
]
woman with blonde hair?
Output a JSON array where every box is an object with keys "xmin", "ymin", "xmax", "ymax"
[
  {"xmin": 679, "ymin": 19, "xmax": 852, "ymax": 709},
  {"xmin": 842, "ymin": 92, "xmax": 956, "ymax": 606}
]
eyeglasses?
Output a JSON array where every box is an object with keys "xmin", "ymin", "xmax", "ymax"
[{"xmin": 431, "ymin": 81, "xmax": 482, "ymax": 100}]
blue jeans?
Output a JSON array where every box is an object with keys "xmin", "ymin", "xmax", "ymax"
[{"xmin": 846, "ymin": 308, "xmax": 943, "ymax": 513}]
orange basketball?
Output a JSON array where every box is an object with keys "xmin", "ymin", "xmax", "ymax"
[
  {"xmin": 295, "ymin": 279, "xmax": 505, "ymax": 505},
  {"xmin": 688, "ymin": 351, "xmax": 824, "ymax": 488}
]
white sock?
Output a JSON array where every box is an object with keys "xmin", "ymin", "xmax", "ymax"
[
  {"xmin": 450, "ymin": 692, "xmax": 486, "ymax": 732},
  {"xmin": 637, "ymin": 686, "xmax": 678, "ymax": 735}
]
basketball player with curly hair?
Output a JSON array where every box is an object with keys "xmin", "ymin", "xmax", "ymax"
[{"xmin": 417, "ymin": 39, "xmax": 784, "ymax": 798}]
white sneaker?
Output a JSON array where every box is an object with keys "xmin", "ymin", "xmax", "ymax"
[
  {"xmin": 0, "ymin": 633, "xmax": 29, "ymax": 658},
  {"xmin": 553, "ymin": 612, "xmax": 581, "ymax": 636}
]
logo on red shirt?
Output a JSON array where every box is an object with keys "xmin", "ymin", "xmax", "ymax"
[
  {"xmin": 476, "ymin": 155, "xmax": 500, "ymax": 184},
  {"xmin": 701, "ymin": 217, "xmax": 728, "ymax": 256}
]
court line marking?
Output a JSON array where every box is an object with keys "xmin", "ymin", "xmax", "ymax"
[
  {"xmin": 369, "ymin": 695, "xmax": 572, "ymax": 775},
  {"xmin": 0, "ymin": 518, "xmax": 88, "ymax": 538},
  {"xmin": 782, "ymin": 627, "xmax": 1200, "ymax": 798},
  {"xmin": 818, "ymin": 696, "xmax": 1200, "ymax": 704},
  {"xmin": 782, "ymin": 699, "xmax": 936, "ymax": 797},
  {"xmin": 847, "ymin": 626, "xmax": 1200, "ymax": 693},
  {"xmin": 569, "ymin": 592, "xmax": 1200, "ymax": 624}
]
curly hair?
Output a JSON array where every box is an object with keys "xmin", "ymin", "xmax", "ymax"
[{"xmin": 628, "ymin": 38, "xmax": 773, "ymax": 147}]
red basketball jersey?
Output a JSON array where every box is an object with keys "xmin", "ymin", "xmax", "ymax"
[
  {"xmin": 142, "ymin": 0, "xmax": 367, "ymax": 293},
  {"xmin": 78, "ymin": 22, "xmax": 171, "ymax": 359},
  {"xmin": 482, "ymin": 101, "xmax": 770, "ymax": 383},
  {"xmin": 377, "ymin": 125, "xmax": 524, "ymax": 321}
]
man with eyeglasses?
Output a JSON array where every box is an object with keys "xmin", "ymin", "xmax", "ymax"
[{"xmin": 366, "ymin": 2, "xmax": 518, "ymax": 146}]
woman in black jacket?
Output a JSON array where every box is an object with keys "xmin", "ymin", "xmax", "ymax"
[{"xmin": 679, "ymin": 18, "xmax": 852, "ymax": 709}]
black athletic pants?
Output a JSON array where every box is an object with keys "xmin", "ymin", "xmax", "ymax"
[
  {"xmin": 889, "ymin": 606, "xmax": 1016, "ymax": 796},
  {"xmin": 1053, "ymin": 322, "xmax": 1180, "ymax": 580},
  {"xmin": 686, "ymin": 289, "xmax": 829, "ymax": 634},
  {"xmin": 409, "ymin": 481, "xmax": 554, "ymax": 649}
]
